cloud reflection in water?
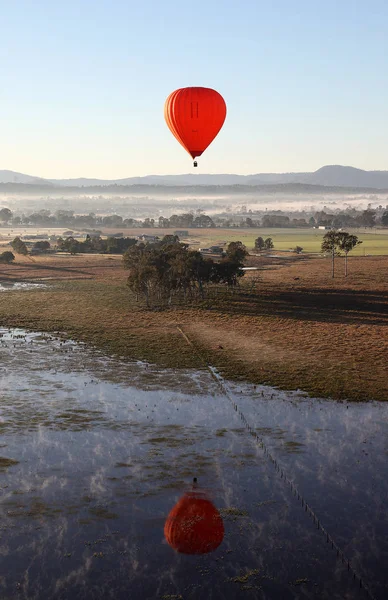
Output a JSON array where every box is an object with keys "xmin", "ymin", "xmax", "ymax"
[{"xmin": 0, "ymin": 328, "xmax": 380, "ymax": 599}]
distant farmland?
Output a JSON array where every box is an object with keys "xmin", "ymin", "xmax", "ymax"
[
  {"xmin": 1, "ymin": 226, "xmax": 388, "ymax": 255},
  {"xmin": 100, "ymin": 227, "xmax": 388, "ymax": 256}
]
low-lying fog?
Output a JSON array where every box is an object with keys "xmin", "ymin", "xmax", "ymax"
[{"xmin": 2, "ymin": 191, "xmax": 388, "ymax": 219}]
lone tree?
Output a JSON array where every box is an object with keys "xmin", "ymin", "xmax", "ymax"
[
  {"xmin": 0, "ymin": 251, "xmax": 15, "ymax": 263},
  {"xmin": 336, "ymin": 232, "xmax": 362, "ymax": 277},
  {"xmin": 321, "ymin": 230, "xmax": 340, "ymax": 278},
  {"xmin": 10, "ymin": 236, "xmax": 28, "ymax": 256},
  {"xmin": 264, "ymin": 237, "xmax": 274, "ymax": 250},
  {"xmin": 254, "ymin": 236, "xmax": 265, "ymax": 251}
]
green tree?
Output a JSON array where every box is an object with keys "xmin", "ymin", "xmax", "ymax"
[
  {"xmin": 336, "ymin": 232, "xmax": 362, "ymax": 277},
  {"xmin": 105, "ymin": 237, "xmax": 119, "ymax": 253},
  {"xmin": 142, "ymin": 218, "xmax": 155, "ymax": 228},
  {"xmin": 58, "ymin": 237, "xmax": 81, "ymax": 255},
  {"xmin": 69, "ymin": 241, "xmax": 80, "ymax": 255},
  {"xmin": 254, "ymin": 236, "xmax": 265, "ymax": 251},
  {"xmin": 358, "ymin": 209, "xmax": 376, "ymax": 228},
  {"xmin": 0, "ymin": 251, "xmax": 15, "ymax": 263},
  {"xmin": 185, "ymin": 252, "xmax": 214, "ymax": 299},
  {"xmin": 193, "ymin": 214, "xmax": 215, "ymax": 228},
  {"xmin": 123, "ymin": 238, "xmax": 245, "ymax": 306},
  {"xmin": 0, "ymin": 208, "xmax": 13, "ymax": 223},
  {"xmin": 158, "ymin": 216, "xmax": 170, "ymax": 228},
  {"xmin": 382, "ymin": 211, "xmax": 388, "ymax": 227},
  {"xmin": 33, "ymin": 241, "xmax": 51, "ymax": 251},
  {"xmin": 215, "ymin": 242, "xmax": 248, "ymax": 289},
  {"xmin": 225, "ymin": 241, "xmax": 248, "ymax": 263},
  {"xmin": 161, "ymin": 234, "xmax": 180, "ymax": 245},
  {"xmin": 214, "ymin": 258, "xmax": 244, "ymax": 288},
  {"xmin": 321, "ymin": 230, "xmax": 340, "ymax": 278},
  {"xmin": 264, "ymin": 237, "xmax": 274, "ymax": 250},
  {"xmin": 10, "ymin": 237, "xmax": 28, "ymax": 255},
  {"xmin": 103, "ymin": 214, "xmax": 123, "ymax": 227}
]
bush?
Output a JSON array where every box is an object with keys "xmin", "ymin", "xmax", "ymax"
[
  {"xmin": 0, "ymin": 251, "xmax": 15, "ymax": 263},
  {"xmin": 33, "ymin": 241, "xmax": 51, "ymax": 251}
]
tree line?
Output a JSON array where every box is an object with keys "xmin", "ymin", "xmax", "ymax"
[
  {"xmin": 1, "ymin": 206, "xmax": 388, "ymax": 229},
  {"xmin": 0, "ymin": 208, "xmax": 216, "ymax": 229},
  {"xmin": 56, "ymin": 235, "xmax": 138, "ymax": 255},
  {"xmin": 123, "ymin": 236, "xmax": 248, "ymax": 307},
  {"xmin": 7, "ymin": 234, "xmax": 139, "ymax": 256}
]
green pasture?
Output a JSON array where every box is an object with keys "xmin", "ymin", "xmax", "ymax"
[
  {"xmin": 9, "ymin": 224, "xmax": 387, "ymax": 256},
  {"xmin": 183, "ymin": 228, "xmax": 388, "ymax": 255}
]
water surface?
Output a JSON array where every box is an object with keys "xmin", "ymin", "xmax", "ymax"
[
  {"xmin": 0, "ymin": 282, "xmax": 47, "ymax": 292},
  {"xmin": 0, "ymin": 328, "xmax": 385, "ymax": 599}
]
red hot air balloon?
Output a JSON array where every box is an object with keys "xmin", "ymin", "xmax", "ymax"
[
  {"xmin": 164, "ymin": 87, "xmax": 227, "ymax": 167},
  {"xmin": 164, "ymin": 487, "xmax": 224, "ymax": 555}
]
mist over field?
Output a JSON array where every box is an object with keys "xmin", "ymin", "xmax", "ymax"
[
  {"xmin": 2, "ymin": 189, "xmax": 388, "ymax": 220},
  {"xmin": 0, "ymin": 165, "xmax": 387, "ymax": 220}
]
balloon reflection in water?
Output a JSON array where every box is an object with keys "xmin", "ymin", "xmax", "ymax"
[{"xmin": 164, "ymin": 481, "xmax": 224, "ymax": 555}]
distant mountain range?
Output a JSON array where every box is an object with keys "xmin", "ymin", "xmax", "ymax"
[{"xmin": 2, "ymin": 165, "xmax": 388, "ymax": 189}]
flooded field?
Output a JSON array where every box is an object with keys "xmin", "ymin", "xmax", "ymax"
[
  {"xmin": 0, "ymin": 282, "xmax": 47, "ymax": 292},
  {"xmin": 0, "ymin": 328, "xmax": 387, "ymax": 599}
]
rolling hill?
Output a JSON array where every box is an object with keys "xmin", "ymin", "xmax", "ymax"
[{"xmin": 1, "ymin": 165, "xmax": 388, "ymax": 189}]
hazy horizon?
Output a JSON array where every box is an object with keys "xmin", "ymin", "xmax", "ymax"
[{"xmin": 3, "ymin": 163, "xmax": 388, "ymax": 184}]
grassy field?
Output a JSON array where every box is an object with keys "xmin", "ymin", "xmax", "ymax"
[
  {"xmin": 0, "ymin": 227, "xmax": 66, "ymax": 237},
  {"xmin": 0, "ymin": 252, "xmax": 387, "ymax": 402},
  {"xmin": 101, "ymin": 227, "xmax": 388, "ymax": 255},
  {"xmin": 206, "ymin": 227, "xmax": 388, "ymax": 255},
  {"xmin": 2, "ymin": 226, "xmax": 388, "ymax": 255}
]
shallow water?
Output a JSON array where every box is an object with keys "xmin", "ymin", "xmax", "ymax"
[
  {"xmin": 0, "ymin": 282, "xmax": 47, "ymax": 292},
  {"xmin": 0, "ymin": 328, "xmax": 386, "ymax": 599}
]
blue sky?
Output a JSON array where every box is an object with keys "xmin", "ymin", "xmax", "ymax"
[{"xmin": 1, "ymin": 0, "xmax": 387, "ymax": 178}]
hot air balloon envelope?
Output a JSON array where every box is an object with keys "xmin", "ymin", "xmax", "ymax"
[{"xmin": 164, "ymin": 87, "xmax": 227, "ymax": 163}]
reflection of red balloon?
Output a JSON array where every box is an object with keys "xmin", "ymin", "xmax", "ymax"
[
  {"xmin": 164, "ymin": 87, "xmax": 227, "ymax": 163},
  {"xmin": 164, "ymin": 490, "xmax": 224, "ymax": 555}
]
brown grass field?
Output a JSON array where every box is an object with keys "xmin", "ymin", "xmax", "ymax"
[{"xmin": 0, "ymin": 250, "xmax": 387, "ymax": 402}]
